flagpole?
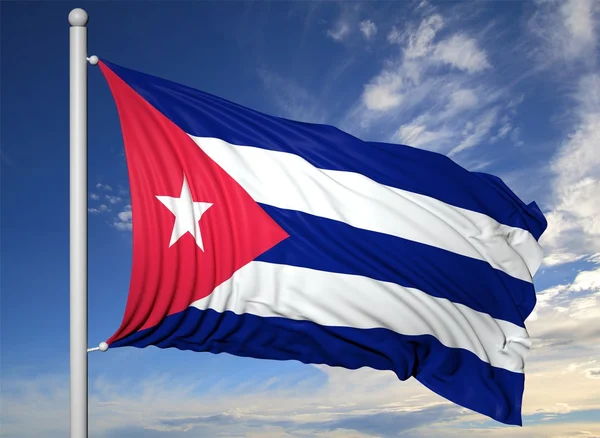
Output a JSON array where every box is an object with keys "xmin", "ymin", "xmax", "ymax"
[{"xmin": 69, "ymin": 8, "xmax": 89, "ymax": 438}]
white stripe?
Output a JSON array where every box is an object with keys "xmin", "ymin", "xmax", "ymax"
[
  {"xmin": 190, "ymin": 261, "xmax": 531, "ymax": 373},
  {"xmin": 190, "ymin": 136, "xmax": 544, "ymax": 282}
]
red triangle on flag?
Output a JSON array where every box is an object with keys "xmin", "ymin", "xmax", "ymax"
[{"xmin": 99, "ymin": 62, "xmax": 289, "ymax": 344}]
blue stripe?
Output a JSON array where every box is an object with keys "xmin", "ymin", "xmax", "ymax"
[
  {"xmin": 102, "ymin": 59, "xmax": 547, "ymax": 241},
  {"xmin": 256, "ymin": 205, "xmax": 535, "ymax": 326},
  {"xmin": 110, "ymin": 306, "xmax": 524, "ymax": 426}
]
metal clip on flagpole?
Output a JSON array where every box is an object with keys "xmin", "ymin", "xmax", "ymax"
[{"xmin": 69, "ymin": 8, "xmax": 90, "ymax": 438}]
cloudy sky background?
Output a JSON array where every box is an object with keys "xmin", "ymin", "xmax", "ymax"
[{"xmin": 1, "ymin": 1, "xmax": 599, "ymax": 437}]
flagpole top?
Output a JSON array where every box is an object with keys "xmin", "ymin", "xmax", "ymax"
[{"xmin": 68, "ymin": 8, "xmax": 88, "ymax": 27}]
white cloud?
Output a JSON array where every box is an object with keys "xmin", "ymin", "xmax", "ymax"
[
  {"xmin": 360, "ymin": 14, "xmax": 445, "ymax": 114},
  {"xmin": 490, "ymin": 122, "xmax": 512, "ymax": 143},
  {"xmin": 96, "ymin": 183, "xmax": 112, "ymax": 191},
  {"xmin": 542, "ymin": 251, "xmax": 587, "ymax": 268},
  {"xmin": 359, "ymin": 20, "xmax": 377, "ymax": 40},
  {"xmin": 344, "ymin": 9, "xmax": 512, "ymax": 157},
  {"xmin": 88, "ymin": 184, "xmax": 131, "ymax": 228},
  {"xmin": 404, "ymin": 15, "xmax": 444, "ymax": 59},
  {"xmin": 105, "ymin": 195, "xmax": 122, "ymax": 204},
  {"xmin": 362, "ymin": 71, "xmax": 404, "ymax": 111},
  {"xmin": 570, "ymin": 267, "xmax": 600, "ymax": 291},
  {"xmin": 432, "ymin": 34, "xmax": 491, "ymax": 73},
  {"xmin": 387, "ymin": 26, "xmax": 403, "ymax": 44},
  {"xmin": 412, "ymin": 422, "xmax": 600, "ymax": 437},
  {"xmin": 444, "ymin": 88, "xmax": 479, "ymax": 116},
  {"xmin": 388, "ymin": 83, "xmax": 507, "ymax": 154},
  {"xmin": 584, "ymin": 367, "xmax": 600, "ymax": 379},
  {"xmin": 529, "ymin": 0, "xmax": 599, "ymax": 62},
  {"xmin": 88, "ymin": 204, "xmax": 110, "ymax": 214},
  {"xmin": 588, "ymin": 253, "xmax": 600, "ymax": 264},
  {"xmin": 448, "ymin": 107, "xmax": 499, "ymax": 156},
  {"xmin": 112, "ymin": 205, "xmax": 132, "ymax": 231},
  {"xmin": 360, "ymin": 14, "xmax": 446, "ymax": 114},
  {"xmin": 561, "ymin": 0, "xmax": 598, "ymax": 56},
  {"xmin": 540, "ymin": 74, "xmax": 600, "ymax": 262},
  {"xmin": 527, "ymin": 267, "xmax": 600, "ymax": 338},
  {"xmin": 515, "ymin": 267, "xmax": 600, "ymax": 421},
  {"xmin": 528, "ymin": 0, "xmax": 599, "ymax": 267},
  {"xmin": 394, "ymin": 122, "xmax": 452, "ymax": 148},
  {"xmin": 1, "ymin": 367, "xmax": 459, "ymax": 438}
]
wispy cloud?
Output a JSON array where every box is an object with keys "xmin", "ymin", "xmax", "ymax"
[
  {"xmin": 542, "ymin": 252, "xmax": 587, "ymax": 268},
  {"xmin": 327, "ymin": 22, "xmax": 350, "ymax": 42},
  {"xmin": 4, "ymin": 264, "xmax": 600, "ymax": 435},
  {"xmin": 1, "ymin": 366, "xmax": 457, "ymax": 438},
  {"xmin": 448, "ymin": 107, "xmax": 498, "ymax": 156},
  {"xmin": 528, "ymin": 266, "xmax": 600, "ymax": 323},
  {"xmin": 401, "ymin": 14, "xmax": 444, "ymax": 59},
  {"xmin": 257, "ymin": 68, "xmax": 328, "ymax": 124},
  {"xmin": 4, "ymin": 329, "xmax": 600, "ymax": 438},
  {"xmin": 432, "ymin": 33, "xmax": 491, "ymax": 73},
  {"xmin": 341, "ymin": 6, "xmax": 518, "ymax": 157},
  {"xmin": 359, "ymin": 20, "xmax": 377, "ymax": 40},
  {"xmin": 518, "ymin": 266, "xmax": 600, "ymax": 427},
  {"xmin": 325, "ymin": 3, "xmax": 380, "ymax": 45},
  {"xmin": 536, "ymin": 0, "xmax": 600, "ymax": 265},
  {"xmin": 3, "ymin": 266, "xmax": 600, "ymax": 434},
  {"xmin": 362, "ymin": 71, "xmax": 404, "ymax": 112},
  {"xmin": 528, "ymin": 0, "xmax": 599, "ymax": 64}
]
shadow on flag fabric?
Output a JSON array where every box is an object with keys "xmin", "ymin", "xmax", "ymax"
[{"xmin": 98, "ymin": 59, "xmax": 547, "ymax": 426}]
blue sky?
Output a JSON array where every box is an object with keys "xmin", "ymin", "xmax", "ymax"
[{"xmin": 1, "ymin": 1, "xmax": 600, "ymax": 437}]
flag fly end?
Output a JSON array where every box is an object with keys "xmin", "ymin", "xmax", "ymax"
[{"xmin": 87, "ymin": 342, "xmax": 109, "ymax": 353}]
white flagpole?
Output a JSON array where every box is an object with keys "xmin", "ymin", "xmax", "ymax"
[{"xmin": 69, "ymin": 8, "xmax": 89, "ymax": 438}]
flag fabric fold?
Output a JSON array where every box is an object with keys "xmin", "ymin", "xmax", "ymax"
[{"xmin": 98, "ymin": 59, "xmax": 547, "ymax": 426}]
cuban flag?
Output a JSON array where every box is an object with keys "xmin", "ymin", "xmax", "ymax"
[{"xmin": 98, "ymin": 60, "xmax": 547, "ymax": 426}]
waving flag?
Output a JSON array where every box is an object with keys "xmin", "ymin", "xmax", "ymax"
[{"xmin": 98, "ymin": 59, "xmax": 546, "ymax": 426}]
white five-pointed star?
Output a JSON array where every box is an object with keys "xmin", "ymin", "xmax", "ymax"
[{"xmin": 156, "ymin": 175, "xmax": 213, "ymax": 250}]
